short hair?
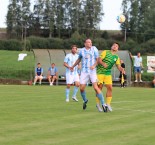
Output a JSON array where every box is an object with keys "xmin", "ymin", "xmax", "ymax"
[
  {"xmin": 37, "ymin": 63, "xmax": 41, "ymax": 65},
  {"xmin": 71, "ymin": 45, "xmax": 77, "ymax": 49},
  {"xmin": 114, "ymin": 42, "xmax": 120, "ymax": 48},
  {"xmin": 84, "ymin": 38, "xmax": 92, "ymax": 43},
  {"xmin": 51, "ymin": 63, "xmax": 55, "ymax": 65}
]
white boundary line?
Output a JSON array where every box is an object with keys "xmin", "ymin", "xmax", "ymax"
[
  {"xmin": 112, "ymin": 101, "xmax": 146, "ymax": 103},
  {"xmin": 113, "ymin": 107, "xmax": 155, "ymax": 114}
]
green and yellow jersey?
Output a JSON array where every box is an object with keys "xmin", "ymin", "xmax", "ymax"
[{"xmin": 97, "ymin": 50, "xmax": 120, "ymax": 75}]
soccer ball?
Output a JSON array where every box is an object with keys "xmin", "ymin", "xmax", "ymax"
[{"xmin": 117, "ymin": 14, "xmax": 126, "ymax": 23}]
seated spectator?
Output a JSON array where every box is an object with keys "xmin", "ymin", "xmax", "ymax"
[
  {"xmin": 33, "ymin": 63, "xmax": 43, "ymax": 85},
  {"xmin": 153, "ymin": 73, "xmax": 155, "ymax": 88},
  {"xmin": 47, "ymin": 63, "xmax": 58, "ymax": 86},
  {"xmin": 119, "ymin": 59, "xmax": 127, "ymax": 88}
]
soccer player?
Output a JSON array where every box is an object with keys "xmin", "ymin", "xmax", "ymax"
[
  {"xmin": 71, "ymin": 39, "xmax": 106, "ymax": 112},
  {"xmin": 96, "ymin": 42, "xmax": 123, "ymax": 112},
  {"xmin": 33, "ymin": 63, "xmax": 43, "ymax": 85},
  {"xmin": 47, "ymin": 63, "xmax": 58, "ymax": 86},
  {"xmin": 64, "ymin": 45, "xmax": 80, "ymax": 102}
]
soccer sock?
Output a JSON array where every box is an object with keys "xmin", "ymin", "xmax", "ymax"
[
  {"xmin": 73, "ymin": 86, "xmax": 79, "ymax": 97},
  {"xmin": 123, "ymin": 82, "xmax": 125, "ymax": 87},
  {"xmin": 66, "ymin": 88, "xmax": 70, "ymax": 99},
  {"xmin": 96, "ymin": 97, "xmax": 100, "ymax": 104},
  {"xmin": 81, "ymin": 91, "xmax": 87, "ymax": 102},
  {"xmin": 106, "ymin": 97, "xmax": 112, "ymax": 105},
  {"xmin": 97, "ymin": 93, "xmax": 104, "ymax": 106}
]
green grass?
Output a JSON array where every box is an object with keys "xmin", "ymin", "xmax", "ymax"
[
  {"xmin": 0, "ymin": 85, "xmax": 155, "ymax": 145},
  {"xmin": 0, "ymin": 50, "xmax": 34, "ymax": 80}
]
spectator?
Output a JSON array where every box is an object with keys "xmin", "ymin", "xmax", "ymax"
[
  {"xmin": 119, "ymin": 59, "xmax": 127, "ymax": 88},
  {"xmin": 153, "ymin": 73, "xmax": 155, "ymax": 88},
  {"xmin": 130, "ymin": 52, "xmax": 143, "ymax": 82},
  {"xmin": 33, "ymin": 63, "xmax": 43, "ymax": 85},
  {"xmin": 47, "ymin": 63, "xmax": 58, "ymax": 86}
]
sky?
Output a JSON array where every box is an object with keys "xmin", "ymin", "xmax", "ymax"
[{"xmin": 0, "ymin": 0, "xmax": 123, "ymax": 30}]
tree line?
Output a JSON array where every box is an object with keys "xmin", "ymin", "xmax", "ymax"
[
  {"xmin": 122, "ymin": 0, "xmax": 155, "ymax": 43},
  {"xmin": 4, "ymin": 0, "xmax": 155, "ymax": 54},
  {"xmin": 6, "ymin": 0, "xmax": 103, "ymax": 39}
]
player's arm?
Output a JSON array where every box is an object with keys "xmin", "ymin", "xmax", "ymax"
[
  {"xmin": 140, "ymin": 58, "xmax": 144, "ymax": 68},
  {"xmin": 41, "ymin": 68, "xmax": 43, "ymax": 76},
  {"xmin": 63, "ymin": 55, "xmax": 71, "ymax": 69},
  {"xmin": 72, "ymin": 58, "xmax": 81, "ymax": 68},
  {"xmin": 35, "ymin": 68, "xmax": 38, "ymax": 76},
  {"xmin": 90, "ymin": 58, "xmax": 98, "ymax": 70},
  {"xmin": 98, "ymin": 57, "xmax": 108, "ymax": 68},
  {"xmin": 116, "ymin": 58, "xmax": 124, "ymax": 73},
  {"xmin": 64, "ymin": 62, "xmax": 71, "ymax": 69},
  {"xmin": 98, "ymin": 50, "xmax": 108, "ymax": 68},
  {"xmin": 55, "ymin": 72, "xmax": 58, "ymax": 79},
  {"xmin": 55, "ymin": 68, "xmax": 58, "ymax": 79},
  {"xmin": 129, "ymin": 52, "xmax": 134, "ymax": 58},
  {"xmin": 47, "ymin": 68, "xmax": 50, "ymax": 77},
  {"xmin": 117, "ymin": 64, "xmax": 124, "ymax": 73}
]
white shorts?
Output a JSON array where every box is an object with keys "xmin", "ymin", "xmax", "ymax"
[
  {"xmin": 35, "ymin": 76, "xmax": 43, "ymax": 79},
  {"xmin": 80, "ymin": 72, "xmax": 97, "ymax": 84},
  {"xmin": 66, "ymin": 73, "xmax": 79, "ymax": 84}
]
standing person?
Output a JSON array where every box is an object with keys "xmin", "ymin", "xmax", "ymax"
[
  {"xmin": 96, "ymin": 42, "xmax": 123, "ymax": 112},
  {"xmin": 33, "ymin": 63, "xmax": 43, "ymax": 85},
  {"xmin": 119, "ymin": 59, "xmax": 127, "ymax": 88},
  {"xmin": 64, "ymin": 45, "xmax": 80, "ymax": 102},
  {"xmin": 47, "ymin": 63, "xmax": 58, "ymax": 86},
  {"xmin": 130, "ymin": 52, "xmax": 143, "ymax": 82},
  {"xmin": 71, "ymin": 39, "xmax": 106, "ymax": 112}
]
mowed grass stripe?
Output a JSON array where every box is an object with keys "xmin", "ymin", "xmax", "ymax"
[{"xmin": 0, "ymin": 85, "xmax": 155, "ymax": 145}]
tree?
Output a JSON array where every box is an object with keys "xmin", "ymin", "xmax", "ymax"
[
  {"xmin": 82, "ymin": 0, "xmax": 104, "ymax": 36},
  {"xmin": 31, "ymin": 0, "xmax": 45, "ymax": 36},
  {"xmin": 121, "ymin": 0, "xmax": 155, "ymax": 43},
  {"xmin": 6, "ymin": 0, "xmax": 19, "ymax": 38},
  {"xmin": 55, "ymin": 0, "xmax": 66, "ymax": 38},
  {"xmin": 43, "ymin": 0, "xmax": 56, "ymax": 38}
]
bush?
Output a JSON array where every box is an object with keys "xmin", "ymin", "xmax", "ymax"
[
  {"xmin": 64, "ymin": 32, "xmax": 86, "ymax": 49},
  {"xmin": 121, "ymin": 38, "xmax": 138, "ymax": 52},
  {"xmin": 27, "ymin": 36, "xmax": 49, "ymax": 49},
  {"xmin": 0, "ymin": 40, "xmax": 6, "ymax": 50},
  {"xmin": 48, "ymin": 38, "xmax": 64, "ymax": 49},
  {"xmin": 0, "ymin": 39, "xmax": 22, "ymax": 51},
  {"xmin": 21, "ymin": 40, "xmax": 32, "ymax": 51},
  {"xmin": 142, "ymin": 73, "xmax": 154, "ymax": 81},
  {"xmin": 3, "ymin": 39, "xmax": 22, "ymax": 51},
  {"xmin": 141, "ymin": 39, "xmax": 155, "ymax": 54},
  {"xmin": 93, "ymin": 38, "xmax": 107, "ymax": 50}
]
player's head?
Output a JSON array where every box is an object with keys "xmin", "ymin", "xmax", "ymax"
[
  {"xmin": 84, "ymin": 39, "xmax": 92, "ymax": 49},
  {"xmin": 37, "ymin": 63, "xmax": 41, "ymax": 67},
  {"xmin": 137, "ymin": 52, "xmax": 141, "ymax": 57},
  {"xmin": 111, "ymin": 42, "xmax": 120, "ymax": 52},
  {"xmin": 51, "ymin": 63, "xmax": 55, "ymax": 68},
  {"xmin": 71, "ymin": 45, "xmax": 77, "ymax": 54}
]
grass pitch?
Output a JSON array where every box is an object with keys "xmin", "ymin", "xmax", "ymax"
[{"xmin": 0, "ymin": 85, "xmax": 155, "ymax": 145}]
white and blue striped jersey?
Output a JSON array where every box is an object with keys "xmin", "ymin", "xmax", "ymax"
[
  {"xmin": 78, "ymin": 46, "xmax": 99, "ymax": 73},
  {"xmin": 64, "ymin": 53, "xmax": 79, "ymax": 75}
]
